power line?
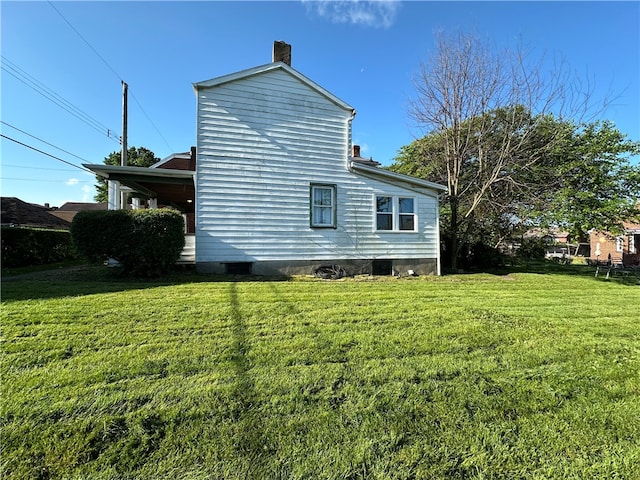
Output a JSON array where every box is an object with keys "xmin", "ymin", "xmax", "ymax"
[
  {"xmin": 1, "ymin": 121, "xmax": 94, "ymax": 165},
  {"xmin": 2, "ymin": 164, "xmax": 80, "ymax": 172},
  {"xmin": 0, "ymin": 177, "xmax": 93, "ymax": 183},
  {"xmin": 48, "ymin": 1, "xmax": 174, "ymax": 152},
  {"xmin": 1, "ymin": 134, "xmax": 95, "ymax": 175},
  {"xmin": 1, "ymin": 56, "xmax": 121, "ymax": 143},
  {"xmin": 47, "ymin": 1, "xmax": 122, "ymax": 82},
  {"xmin": 130, "ymin": 92, "xmax": 174, "ymax": 151}
]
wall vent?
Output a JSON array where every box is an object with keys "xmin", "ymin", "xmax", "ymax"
[
  {"xmin": 371, "ymin": 260, "xmax": 393, "ymax": 276},
  {"xmin": 225, "ymin": 262, "xmax": 253, "ymax": 275}
]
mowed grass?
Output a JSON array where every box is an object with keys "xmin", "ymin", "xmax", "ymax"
[{"xmin": 2, "ymin": 267, "xmax": 639, "ymax": 479}]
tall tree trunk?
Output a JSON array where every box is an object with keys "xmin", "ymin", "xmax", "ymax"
[{"xmin": 449, "ymin": 196, "xmax": 459, "ymax": 271}]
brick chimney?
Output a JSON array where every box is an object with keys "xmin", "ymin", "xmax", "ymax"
[
  {"xmin": 273, "ymin": 41, "xmax": 291, "ymax": 66},
  {"xmin": 351, "ymin": 144, "xmax": 381, "ymax": 167}
]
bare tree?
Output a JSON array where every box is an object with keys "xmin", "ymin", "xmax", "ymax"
[{"xmin": 409, "ymin": 31, "xmax": 600, "ymax": 270}]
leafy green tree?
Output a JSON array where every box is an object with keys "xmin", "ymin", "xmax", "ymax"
[
  {"xmin": 404, "ymin": 30, "xmax": 620, "ymax": 270},
  {"xmin": 94, "ymin": 146, "xmax": 160, "ymax": 202},
  {"xmin": 392, "ymin": 117, "xmax": 639, "ymax": 268},
  {"xmin": 540, "ymin": 121, "xmax": 640, "ymax": 239},
  {"xmin": 393, "ymin": 107, "xmax": 573, "ymax": 267}
]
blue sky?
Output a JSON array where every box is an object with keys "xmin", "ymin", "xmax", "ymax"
[{"xmin": 1, "ymin": 1, "xmax": 638, "ymax": 208}]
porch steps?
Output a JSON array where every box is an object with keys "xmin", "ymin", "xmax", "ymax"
[{"xmin": 177, "ymin": 235, "xmax": 195, "ymax": 264}]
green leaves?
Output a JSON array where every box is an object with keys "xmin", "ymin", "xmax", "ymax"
[
  {"xmin": 94, "ymin": 146, "xmax": 160, "ymax": 202},
  {"xmin": 392, "ymin": 113, "xmax": 639, "ymax": 268},
  {"xmin": 545, "ymin": 121, "xmax": 640, "ymax": 238},
  {"xmin": 70, "ymin": 208, "xmax": 185, "ymax": 276}
]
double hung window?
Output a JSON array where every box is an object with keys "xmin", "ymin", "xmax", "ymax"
[
  {"xmin": 310, "ymin": 184, "xmax": 336, "ymax": 228},
  {"xmin": 375, "ymin": 195, "xmax": 416, "ymax": 232}
]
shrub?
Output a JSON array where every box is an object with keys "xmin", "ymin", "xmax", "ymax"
[
  {"xmin": 469, "ymin": 241, "xmax": 506, "ymax": 269},
  {"xmin": 1, "ymin": 227, "xmax": 78, "ymax": 268},
  {"xmin": 119, "ymin": 209, "xmax": 186, "ymax": 277},
  {"xmin": 71, "ymin": 209, "xmax": 185, "ymax": 277},
  {"xmin": 517, "ymin": 237, "xmax": 546, "ymax": 259},
  {"xmin": 70, "ymin": 210, "xmax": 134, "ymax": 263}
]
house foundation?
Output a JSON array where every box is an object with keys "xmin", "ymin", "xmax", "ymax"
[{"xmin": 196, "ymin": 258, "xmax": 438, "ymax": 277}]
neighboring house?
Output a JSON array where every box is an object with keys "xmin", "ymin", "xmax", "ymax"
[
  {"xmin": 86, "ymin": 42, "xmax": 446, "ymax": 276},
  {"xmin": 49, "ymin": 201, "xmax": 108, "ymax": 224},
  {"xmin": 0, "ymin": 197, "xmax": 71, "ymax": 229},
  {"xmin": 590, "ymin": 222, "xmax": 640, "ymax": 267},
  {"xmin": 523, "ymin": 227, "xmax": 572, "ymax": 245}
]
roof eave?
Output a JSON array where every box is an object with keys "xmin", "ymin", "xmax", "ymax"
[
  {"xmin": 349, "ymin": 161, "xmax": 447, "ymax": 194},
  {"xmin": 83, "ymin": 164, "xmax": 195, "ymax": 179},
  {"xmin": 193, "ymin": 62, "xmax": 355, "ymax": 113}
]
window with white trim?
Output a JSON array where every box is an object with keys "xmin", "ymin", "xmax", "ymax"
[
  {"xmin": 615, "ymin": 236, "xmax": 624, "ymax": 252},
  {"xmin": 310, "ymin": 184, "xmax": 336, "ymax": 228},
  {"xmin": 375, "ymin": 195, "xmax": 416, "ymax": 232}
]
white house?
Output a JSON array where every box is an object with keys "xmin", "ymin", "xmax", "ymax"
[{"xmin": 87, "ymin": 42, "xmax": 446, "ymax": 276}]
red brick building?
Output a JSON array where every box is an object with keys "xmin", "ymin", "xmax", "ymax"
[{"xmin": 590, "ymin": 222, "xmax": 640, "ymax": 267}]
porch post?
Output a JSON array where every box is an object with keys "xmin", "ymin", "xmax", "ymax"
[{"xmin": 108, "ymin": 180, "xmax": 121, "ymax": 210}]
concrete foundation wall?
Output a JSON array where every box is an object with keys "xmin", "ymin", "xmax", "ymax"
[{"xmin": 196, "ymin": 258, "xmax": 438, "ymax": 277}]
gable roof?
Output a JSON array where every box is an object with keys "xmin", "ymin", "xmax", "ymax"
[
  {"xmin": 51, "ymin": 202, "xmax": 107, "ymax": 224},
  {"xmin": 193, "ymin": 61, "xmax": 356, "ymax": 114},
  {"xmin": 57, "ymin": 202, "xmax": 107, "ymax": 211}
]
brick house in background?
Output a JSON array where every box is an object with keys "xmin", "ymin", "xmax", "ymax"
[{"xmin": 590, "ymin": 222, "xmax": 640, "ymax": 267}]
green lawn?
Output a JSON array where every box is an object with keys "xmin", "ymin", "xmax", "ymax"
[{"xmin": 2, "ymin": 266, "xmax": 639, "ymax": 479}]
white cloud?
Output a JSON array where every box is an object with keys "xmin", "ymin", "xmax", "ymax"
[
  {"xmin": 303, "ymin": 0, "xmax": 400, "ymax": 29},
  {"xmin": 81, "ymin": 185, "xmax": 91, "ymax": 202},
  {"xmin": 355, "ymin": 142, "xmax": 370, "ymax": 155},
  {"xmin": 65, "ymin": 178, "xmax": 79, "ymax": 186}
]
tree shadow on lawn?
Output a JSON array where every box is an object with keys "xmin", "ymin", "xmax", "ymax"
[
  {"xmin": 227, "ymin": 282, "xmax": 274, "ymax": 476},
  {"xmin": 0, "ymin": 263, "xmax": 292, "ymax": 302}
]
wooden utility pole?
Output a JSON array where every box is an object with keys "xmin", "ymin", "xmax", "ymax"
[
  {"xmin": 121, "ymin": 81, "xmax": 128, "ymax": 166},
  {"xmin": 119, "ymin": 81, "xmax": 128, "ymax": 209}
]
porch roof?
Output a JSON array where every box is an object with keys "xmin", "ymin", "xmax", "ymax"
[{"xmin": 84, "ymin": 164, "xmax": 195, "ymax": 209}]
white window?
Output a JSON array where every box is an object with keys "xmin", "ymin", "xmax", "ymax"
[
  {"xmin": 375, "ymin": 195, "xmax": 416, "ymax": 232},
  {"xmin": 615, "ymin": 236, "xmax": 624, "ymax": 252},
  {"xmin": 310, "ymin": 184, "xmax": 336, "ymax": 228},
  {"xmin": 629, "ymin": 235, "xmax": 637, "ymax": 254}
]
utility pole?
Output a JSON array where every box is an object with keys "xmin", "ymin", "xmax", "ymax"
[
  {"xmin": 121, "ymin": 81, "xmax": 128, "ymax": 166},
  {"xmin": 120, "ymin": 81, "xmax": 128, "ymax": 209}
]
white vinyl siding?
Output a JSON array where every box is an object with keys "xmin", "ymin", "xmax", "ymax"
[{"xmin": 195, "ymin": 66, "xmax": 440, "ymax": 263}]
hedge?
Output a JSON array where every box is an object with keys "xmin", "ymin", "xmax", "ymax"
[
  {"xmin": 1, "ymin": 227, "xmax": 78, "ymax": 268},
  {"xmin": 71, "ymin": 209, "xmax": 185, "ymax": 277}
]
